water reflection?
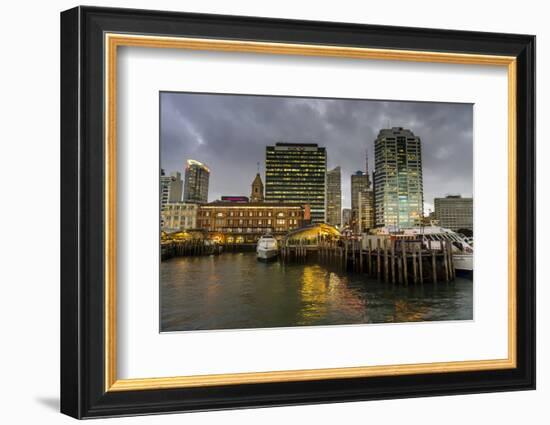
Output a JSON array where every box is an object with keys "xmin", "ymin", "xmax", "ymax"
[{"xmin": 161, "ymin": 253, "xmax": 472, "ymax": 332}]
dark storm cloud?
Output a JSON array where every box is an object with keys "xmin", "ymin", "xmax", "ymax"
[{"xmin": 160, "ymin": 92, "xmax": 473, "ymax": 212}]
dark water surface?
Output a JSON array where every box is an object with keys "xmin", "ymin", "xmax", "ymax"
[{"xmin": 161, "ymin": 252, "xmax": 473, "ymax": 332}]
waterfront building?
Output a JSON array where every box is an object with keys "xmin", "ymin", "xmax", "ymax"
[
  {"xmin": 162, "ymin": 202, "xmax": 199, "ymax": 232},
  {"xmin": 265, "ymin": 142, "xmax": 327, "ymax": 223},
  {"xmin": 434, "ymin": 195, "xmax": 473, "ymax": 231},
  {"xmin": 357, "ymin": 190, "xmax": 375, "ymax": 233},
  {"xmin": 342, "ymin": 208, "xmax": 352, "ymax": 226},
  {"xmin": 373, "ymin": 127, "xmax": 424, "ymax": 228},
  {"xmin": 250, "ymin": 173, "xmax": 264, "ymax": 202},
  {"xmin": 183, "ymin": 159, "xmax": 210, "ymax": 203},
  {"xmin": 197, "ymin": 201, "xmax": 308, "ymax": 244},
  {"xmin": 326, "ymin": 166, "xmax": 342, "ymax": 227},
  {"xmin": 160, "ymin": 170, "xmax": 183, "ymax": 209}
]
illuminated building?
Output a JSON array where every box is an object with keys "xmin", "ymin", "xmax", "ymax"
[
  {"xmin": 434, "ymin": 195, "xmax": 473, "ymax": 231},
  {"xmin": 357, "ymin": 190, "xmax": 374, "ymax": 233},
  {"xmin": 162, "ymin": 202, "xmax": 199, "ymax": 232},
  {"xmin": 373, "ymin": 127, "xmax": 424, "ymax": 228},
  {"xmin": 183, "ymin": 159, "xmax": 210, "ymax": 203},
  {"xmin": 197, "ymin": 201, "xmax": 308, "ymax": 243},
  {"xmin": 160, "ymin": 170, "xmax": 183, "ymax": 209},
  {"xmin": 342, "ymin": 208, "xmax": 352, "ymax": 226},
  {"xmin": 351, "ymin": 170, "xmax": 371, "ymax": 231},
  {"xmin": 265, "ymin": 142, "xmax": 326, "ymax": 223},
  {"xmin": 326, "ymin": 166, "xmax": 342, "ymax": 227}
]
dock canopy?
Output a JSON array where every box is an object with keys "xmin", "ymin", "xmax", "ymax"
[{"xmin": 283, "ymin": 223, "xmax": 341, "ymax": 245}]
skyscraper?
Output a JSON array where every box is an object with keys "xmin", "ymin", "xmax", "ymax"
[
  {"xmin": 342, "ymin": 208, "xmax": 352, "ymax": 227},
  {"xmin": 357, "ymin": 190, "xmax": 374, "ymax": 233},
  {"xmin": 265, "ymin": 142, "xmax": 327, "ymax": 223},
  {"xmin": 373, "ymin": 127, "xmax": 424, "ymax": 228},
  {"xmin": 183, "ymin": 159, "xmax": 210, "ymax": 203},
  {"xmin": 351, "ymin": 170, "xmax": 371, "ymax": 231},
  {"xmin": 160, "ymin": 170, "xmax": 183, "ymax": 209},
  {"xmin": 326, "ymin": 166, "xmax": 342, "ymax": 227}
]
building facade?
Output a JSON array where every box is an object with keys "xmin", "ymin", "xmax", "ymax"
[
  {"xmin": 160, "ymin": 170, "xmax": 183, "ymax": 209},
  {"xmin": 265, "ymin": 142, "xmax": 326, "ymax": 223},
  {"xmin": 250, "ymin": 173, "xmax": 264, "ymax": 202},
  {"xmin": 197, "ymin": 201, "xmax": 307, "ymax": 244},
  {"xmin": 351, "ymin": 170, "xmax": 371, "ymax": 231},
  {"xmin": 357, "ymin": 190, "xmax": 374, "ymax": 233},
  {"xmin": 162, "ymin": 202, "xmax": 199, "ymax": 232},
  {"xmin": 373, "ymin": 127, "xmax": 424, "ymax": 228},
  {"xmin": 183, "ymin": 159, "xmax": 210, "ymax": 203},
  {"xmin": 342, "ymin": 208, "xmax": 352, "ymax": 227},
  {"xmin": 434, "ymin": 195, "xmax": 473, "ymax": 231},
  {"xmin": 326, "ymin": 166, "xmax": 342, "ymax": 227}
]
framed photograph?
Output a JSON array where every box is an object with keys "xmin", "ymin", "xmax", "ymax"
[{"xmin": 60, "ymin": 6, "xmax": 535, "ymax": 419}]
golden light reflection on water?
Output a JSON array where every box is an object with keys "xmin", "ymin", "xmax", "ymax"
[{"xmin": 297, "ymin": 265, "xmax": 367, "ymax": 325}]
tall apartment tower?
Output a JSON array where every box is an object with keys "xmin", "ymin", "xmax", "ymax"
[
  {"xmin": 351, "ymin": 171, "xmax": 371, "ymax": 226},
  {"xmin": 160, "ymin": 170, "xmax": 183, "ymax": 209},
  {"xmin": 250, "ymin": 172, "xmax": 264, "ymax": 202},
  {"xmin": 265, "ymin": 142, "xmax": 327, "ymax": 223},
  {"xmin": 183, "ymin": 159, "xmax": 210, "ymax": 203},
  {"xmin": 326, "ymin": 166, "xmax": 342, "ymax": 227},
  {"xmin": 373, "ymin": 127, "xmax": 424, "ymax": 228}
]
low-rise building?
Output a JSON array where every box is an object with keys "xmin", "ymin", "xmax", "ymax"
[
  {"xmin": 197, "ymin": 201, "xmax": 308, "ymax": 244},
  {"xmin": 434, "ymin": 195, "xmax": 473, "ymax": 231},
  {"xmin": 162, "ymin": 202, "xmax": 199, "ymax": 232}
]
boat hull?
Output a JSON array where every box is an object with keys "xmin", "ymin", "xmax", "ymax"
[
  {"xmin": 453, "ymin": 254, "xmax": 473, "ymax": 272},
  {"xmin": 257, "ymin": 248, "xmax": 278, "ymax": 261}
]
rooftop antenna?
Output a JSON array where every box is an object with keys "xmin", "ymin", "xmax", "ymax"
[
  {"xmin": 365, "ymin": 148, "xmax": 369, "ymax": 175},
  {"xmin": 257, "ymin": 161, "xmax": 260, "ymax": 174}
]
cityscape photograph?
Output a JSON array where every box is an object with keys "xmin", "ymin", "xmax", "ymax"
[{"xmin": 160, "ymin": 92, "xmax": 474, "ymax": 332}]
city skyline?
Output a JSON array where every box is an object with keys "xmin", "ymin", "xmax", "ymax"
[{"xmin": 161, "ymin": 92, "xmax": 473, "ymax": 212}]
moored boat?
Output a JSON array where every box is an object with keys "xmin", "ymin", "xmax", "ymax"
[{"xmin": 256, "ymin": 234, "xmax": 278, "ymax": 261}]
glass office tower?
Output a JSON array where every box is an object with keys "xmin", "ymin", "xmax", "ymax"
[{"xmin": 265, "ymin": 142, "xmax": 327, "ymax": 223}]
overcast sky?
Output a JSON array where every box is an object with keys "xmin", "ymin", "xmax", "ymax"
[{"xmin": 160, "ymin": 92, "xmax": 473, "ymax": 213}]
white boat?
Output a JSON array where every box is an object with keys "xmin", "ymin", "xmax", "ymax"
[
  {"xmin": 256, "ymin": 235, "xmax": 279, "ymax": 260},
  {"xmin": 365, "ymin": 226, "xmax": 474, "ymax": 272}
]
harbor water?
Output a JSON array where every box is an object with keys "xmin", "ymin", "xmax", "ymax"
[{"xmin": 160, "ymin": 252, "xmax": 473, "ymax": 332}]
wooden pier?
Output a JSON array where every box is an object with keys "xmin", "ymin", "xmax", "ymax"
[
  {"xmin": 280, "ymin": 236, "xmax": 456, "ymax": 284},
  {"xmin": 161, "ymin": 239, "xmax": 222, "ymax": 261}
]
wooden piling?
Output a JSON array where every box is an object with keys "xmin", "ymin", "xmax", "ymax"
[
  {"xmin": 431, "ymin": 242, "xmax": 437, "ymax": 284},
  {"xmin": 418, "ymin": 244, "xmax": 423, "ymax": 284},
  {"xmin": 391, "ymin": 240, "xmax": 396, "ymax": 284},
  {"xmin": 402, "ymin": 243, "xmax": 408, "ymax": 285},
  {"xmin": 443, "ymin": 241, "xmax": 450, "ymax": 282},
  {"xmin": 384, "ymin": 239, "xmax": 389, "ymax": 282},
  {"xmin": 376, "ymin": 239, "xmax": 381, "ymax": 280},
  {"xmin": 412, "ymin": 245, "xmax": 418, "ymax": 284}
]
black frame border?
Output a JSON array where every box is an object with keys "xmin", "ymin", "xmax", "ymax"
[{"xmin": 60, "ymin": 6, "xmax": 535, "ymax": 419}]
